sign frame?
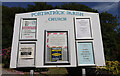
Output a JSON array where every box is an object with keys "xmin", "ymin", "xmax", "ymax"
[
  {"xmin": 74, "ymin": 16, "xmax": 93, "ymax": 40},
  {"xmin": 44, "ymin": 30, "xmax": 70, "ymax": 65},
  {"xmin": 17, "ymin": 42, "xmax": 36, "ymax": 67},
  {"xmin": 19, "ymin": 18, "xmax": 37, "ymax": 41},
  {"xmin": 76, "ymin": 40, "xmax": 96, "ymax": 66}
]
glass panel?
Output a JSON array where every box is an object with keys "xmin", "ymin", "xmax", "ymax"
[
  {"xmin": 77, "ymin": 42, "xmax": 94, "ymax": 64},
  {"xmin": 76, "ymin": 18, "xmax": 92, "ymax": 39},
  {"xmin": 20, "ymin": 19, "xmax": 37, "ymax": 39},
  {"xmin": 18, "ymin": 43, "xmax": 35, "ymax": 59},
  {"xmin": 45, "ymin": 31, "xmax": 69, "ymax": 64}
]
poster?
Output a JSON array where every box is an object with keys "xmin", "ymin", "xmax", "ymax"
[
  {"xmin": 77, "ymin": 42, "xmax": 94, "ymax": 64},
  {"xmin": 51, "ymin": 47, "xmax": 62, "ymax": 62},
  {"xmin": 76, "ymin": 18, "xmax": 91, "ymax": 38},
  {"xmin": 19, "ymin": 43, "xmax": 35, "ymax": 58},
  {"xmin": 20, "ymin": 19, "xmax": 36, "ymax": 39}
]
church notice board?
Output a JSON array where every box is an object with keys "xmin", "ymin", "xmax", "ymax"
[
  {"xmin": 44, "ymin": 30, "xmax": 69, "ymax": 64},
  {"xmin": 10, "ymin": 9, "xmax": 105, "ymax": 68}
]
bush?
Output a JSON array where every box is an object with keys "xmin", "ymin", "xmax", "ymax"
[
  {"xmin": 96, "ymin": 61, "xmax": 120, "ymax": 75},
  {"xmin": 1, "ymin": 47, "xmax": 11, "ymax": 68},
  {"xmin": 105, "ymin": 61, "xmax": 120, "ymax": 75}
]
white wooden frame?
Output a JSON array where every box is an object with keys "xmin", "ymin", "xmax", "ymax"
[
  {"xmin": 74, "ymin": 16, "xmax": 93, "ymax": 40},
  {"xmin": 19, "ymin": 18, "xmax": 37, "ymax": 40},
  {"xmin": 44, "ymin": 30, "xmax": 70, "ymax": 65},
  {"xmin": 17, "ymin": 42, "xmax": 36, "ymax": 67},
  {"xmin": 76, "ymin": 40, "xmax": 96, "ymax": 66}
]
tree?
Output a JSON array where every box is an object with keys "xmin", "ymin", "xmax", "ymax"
[
  {"xmin": 100, "ymin": 12, "xmax": 120, "ymax": 61},
  {"xmin": 2, "ymin": 6, "xmax": 26, "ymax": 48},
  {"xmin": 2, "ymin": 2, "xmax": 120, "ymax": 61}
]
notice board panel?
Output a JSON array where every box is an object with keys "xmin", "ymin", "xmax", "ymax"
[
  {"xmin": 17, "ymin": 42, "xmax": 35, "ymax": 67},
  {"xmin": 76, "ymin": 42, "xmax": 95, "ymax": 66},
  {"xmin": 20, "ymin": 18, "xmax": 37, "ymax": 40},
  {"xmin": 75, "ymin": 17, "xmax": 92, "ymax": 39},
  {"xmin": 44, "ymin": 30, "xmax": 69, "ymax": 64}
]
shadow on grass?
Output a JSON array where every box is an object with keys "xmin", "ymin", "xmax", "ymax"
[{"xmin": 66, "ymin": 67, "xmax": 82, "ymax": 76}]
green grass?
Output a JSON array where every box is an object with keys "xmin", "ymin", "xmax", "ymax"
[{"xmin": 46, "ymin": 67, "xmax": 68, "ymax": 75}]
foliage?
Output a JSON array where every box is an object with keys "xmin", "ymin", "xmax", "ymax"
[
  {"xmin": 1, "ymin": 47, "xmax": 11, "ymax": 68},
  {"xmin": 96, "ymin": 61, "xmax": 120, "ymax": 75},
  {"xmin": 100, "ymin": 12, "xmax": 120, "ymax": 61},
  {"xmin": 2, "ymin": 6, "xmax": 26, "ymax": 48}
]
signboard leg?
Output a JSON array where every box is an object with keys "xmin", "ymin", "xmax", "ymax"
[
  {"xmin": 30, "ymin": 70, "xmax": 34, "ymax": 76},
  {"xmin": 82, "ymin": 68, "xmax": 86, "ymax": 76}
]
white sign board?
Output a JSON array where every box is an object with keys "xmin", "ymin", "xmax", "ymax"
[{"xmin": 10, "ymin": 9, "xmax": 105, "ymax": 68}]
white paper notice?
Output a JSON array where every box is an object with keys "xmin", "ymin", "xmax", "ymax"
[
  {"xmin": 19, "ymin": 44, "xmax": 35, "ymax": 58},
  {"xmin": 76, "ymin": 19, "xmax": 91, "ymax": 38},
  {"xmin": 21, "ymin": 19, "xmax": 36, "ymax": 39},
  {"xmin": 47, "ymin": 32, "xmax": 67, "ymax": 47}
]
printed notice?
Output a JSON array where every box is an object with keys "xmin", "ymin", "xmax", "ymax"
[
  {"xmin": 78, "ymin": 42, "xmax": 94, "ymax": 64},
  {"xmin": 19, "ymin": 44, "xmax": 35, "ymax": 58},
  {"xmin": 21, "ymin": 19, "xmax": 36, "ymax": 39},
  {"xmin": 47, "ymin": 32, "xmax": 67, "ymax": 47},
  {"xmin": 76, "ymin": 19, "xmax": 91, "ymax": 38}
]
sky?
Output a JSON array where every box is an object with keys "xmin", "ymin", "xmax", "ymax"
[{"xmin": 2, "ymin": 2, "xmax": 119, "ymax": 17}]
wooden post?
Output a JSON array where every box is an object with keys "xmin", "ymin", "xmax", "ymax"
[
  {"xmin": 82, "ymin": 68, "xmax": 86, "ymax": 76},
  {"xmin": 30, "ymin": 70, "xmax": 34, "ymax": 76}
]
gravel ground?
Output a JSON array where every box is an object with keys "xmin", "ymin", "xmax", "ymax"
[
  {"xmin": 2, "ymin": 68, "xmax": 25, "ymax": 76},
  {"xmin": 1, "ymin": 64, "xmax": 26, "ymax": 76},
  {"xmin": 1, "ymin": 64, "xmax": 41, "ymax": 76}
]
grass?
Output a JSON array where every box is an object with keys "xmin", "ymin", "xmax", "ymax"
[{"xmin": 46, "ymin": 67, "xmax": 68, "ymax": 75}]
